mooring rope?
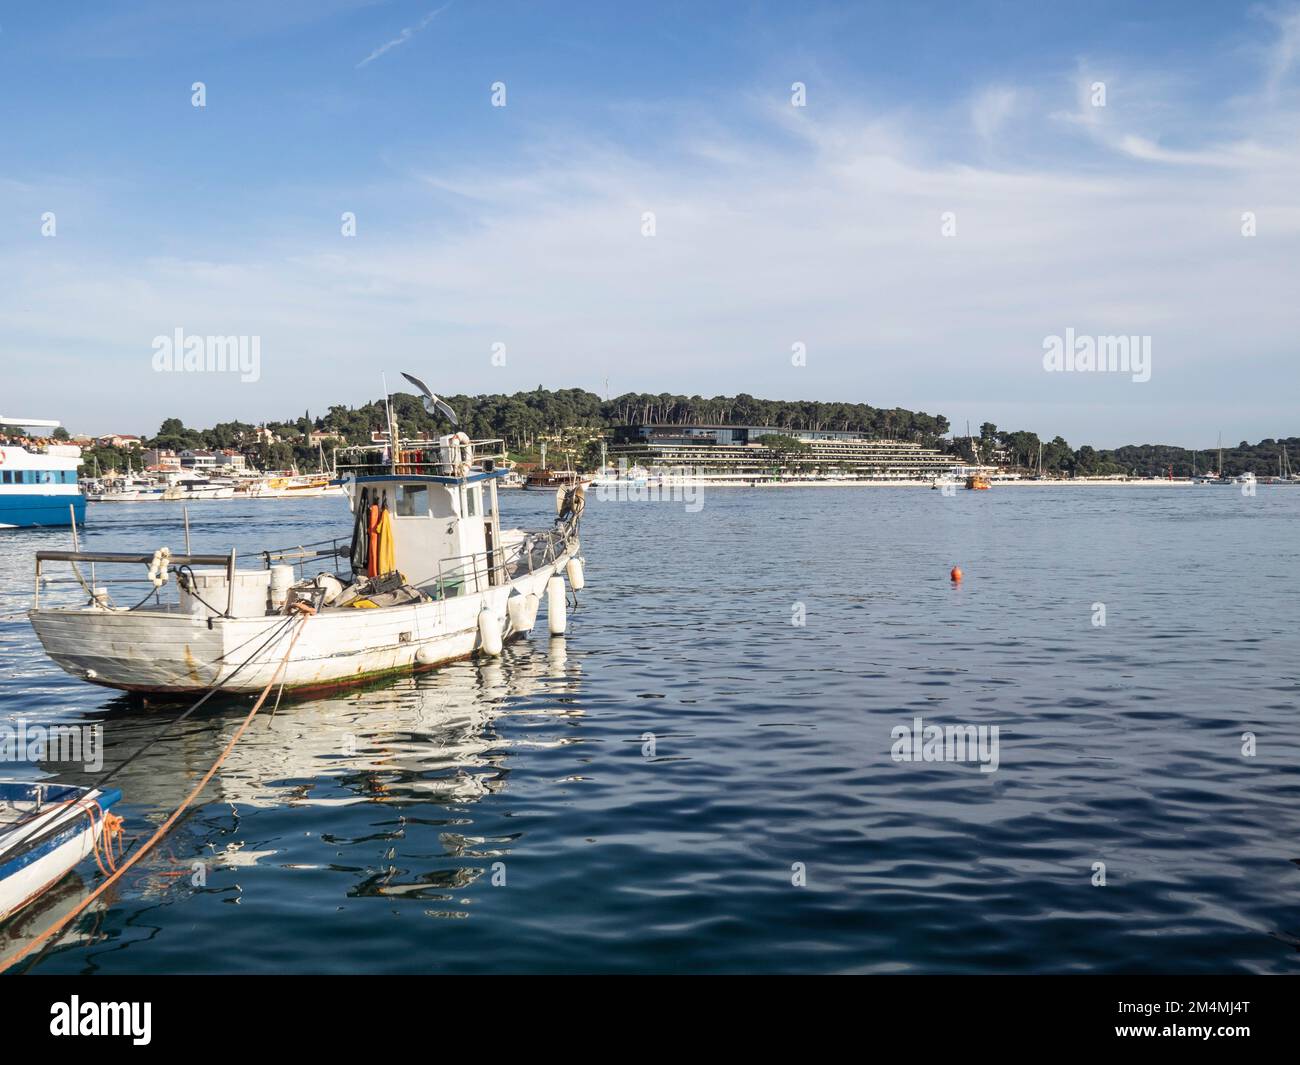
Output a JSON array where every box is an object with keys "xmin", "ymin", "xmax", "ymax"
[
  {"xmin": 98, "ymin": 611, "xmax": 301, "ymax": 787},
  {"xmin": 0, "ymin": 606, "xmax": 312, "ymax": 974}
]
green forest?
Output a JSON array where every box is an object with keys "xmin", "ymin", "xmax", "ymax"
[{"xmin": 58, "ymin": 387, "xmax": 1299, "ymax": 480}]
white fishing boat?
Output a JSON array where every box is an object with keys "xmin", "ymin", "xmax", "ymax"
[
  {"xmin": 27, "ymin": 375, "xmax": 586, "ymax": 698},
  {"xmin": 0, "ymin": 782, "xmax": 123, "ymax": 921}
]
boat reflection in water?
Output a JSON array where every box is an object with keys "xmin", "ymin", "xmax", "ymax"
[
  {"xmin": 22, "ymin": 639, "xmax": 581, "ymax": 953},
  {"xmin": 0, "ymin": 874, "xmax": 112, "ymax": 966}
]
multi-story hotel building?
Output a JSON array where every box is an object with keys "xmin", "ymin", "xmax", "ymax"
[{"xmin": 607, "ymin": 424, "xmax": 962, "ymax": 481}]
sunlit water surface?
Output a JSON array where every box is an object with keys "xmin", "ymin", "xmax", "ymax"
[{"xmin": 1, "ymin": 486, "xmax": 1298, "ymax": 973}]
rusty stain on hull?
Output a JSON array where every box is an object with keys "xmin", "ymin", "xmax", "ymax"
[{"xmin": 182, "ymin": 645, "xmax": 203, "ymax": 686}]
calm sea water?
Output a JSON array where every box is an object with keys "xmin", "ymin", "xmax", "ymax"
[{"xmin": 2, "ymin": 485, "xmax": 1298, "ymax": 974}]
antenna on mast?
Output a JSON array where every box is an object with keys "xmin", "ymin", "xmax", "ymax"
[{"xmin": 381, "ymin": 373, "xmax": 396, "ymax": 472}]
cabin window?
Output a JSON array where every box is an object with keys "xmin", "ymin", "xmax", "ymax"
[
  {"xmin": 396, "ymin": 484, "xmax": 428, "ymax": 516},
  {"xmin": 465, "ymin": 486, "xmax": 478, "ymax": 517},
  {"xmin": 1, "ymin": 471, "xmax": 9, "ymax": 483}
]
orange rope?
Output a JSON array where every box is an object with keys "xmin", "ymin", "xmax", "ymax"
[
  {"xmin": 79, "ymin": 802, "xmax": 126, "ymax": 876},
  {"xmin": 0, "ymin": 609, "xmax": 310, "ymax": 973}
]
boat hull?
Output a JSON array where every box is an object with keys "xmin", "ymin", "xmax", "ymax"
[
  {"xmin": 0, "ymin": 824, "xmax": 105, "ymax": 921},
  {"xmin": 0, "ymin": 786, "xmax": 121, "ymax": 921},
  {"xmin": 0, "ymin": 493, "xmax": 86, "ymax": 529},
  {"xmin": 28, "ymin": 558, "xmax": 570, "ymax": 698}
]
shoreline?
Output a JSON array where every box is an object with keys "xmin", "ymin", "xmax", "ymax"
[{"xmin": 592, "ymin": 478, "xmax": 1237, "ymax": 490}]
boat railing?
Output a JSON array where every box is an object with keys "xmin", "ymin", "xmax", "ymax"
[
  {"xmin": 33, "ymin": 549, "xmax": 240, "ymax": 612},
  {"xmin": 33, "ymin": 511, "xmax": 579, "ymax": 611},
  {"xmin": 259, "ymin": 538, "xmax": 351, "ymax": 581},
  {"xmin": 334, "ymin": 438, "xmax": 508, "ymax": 479},
  {"xmin": 430, "ymin": 518, "xmax": 578, "ymax": 599}
]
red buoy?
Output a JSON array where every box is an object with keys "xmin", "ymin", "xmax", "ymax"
[{"xmin": 950, "ymin": 565, "xmax": 963, "ymax": 582}]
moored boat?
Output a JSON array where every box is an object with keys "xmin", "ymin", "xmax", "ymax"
[
  {"xmin": 0, "ymin": 782, "xmax": 122, "ymax": 921},
  {"xmin": 27, "ymin": 380, "xmax": 586, "ymax": 698},
  {"xmin": 0, "ymin": 417, "xmax": 85, "ymax": 528},
  {"xmin": 162, "ymin": 477, "xmax": 236, "ymax": 500},
  {"xmin": 524, "ymin": 468, "xmax": 584, "ymax": 490},
  {"xmin": 247, "ymin": 473, "xmax": 345, "ymax": 498}
]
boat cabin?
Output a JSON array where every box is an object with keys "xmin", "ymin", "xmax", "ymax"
[{"xmin": 337, "ymin": 432, "xmax": 510, "ymax": 597}]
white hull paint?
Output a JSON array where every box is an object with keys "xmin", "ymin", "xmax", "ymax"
[
  {"xmin": 0, "ymin": 821, "xmax": 106, "ymax": 922},
  {"xmin": 29, "ymin": 557, "xmax": 571, "ymax": 696}
]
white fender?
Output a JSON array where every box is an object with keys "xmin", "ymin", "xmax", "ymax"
[
  {"xmin": 507, "ymin": 593, "xmax": 530, "ymax": 634},
  {"xmin": 523, "ymin": 592, "xmax": 540, "ymax": 630},
  {"xmin": 478, "ymin": 605, "xmax": 503, "ymax": 656},
  {"xmin": 546, "ymin": 575, "xmax": 567, "ymax": 636},
  {"xmin": 565, "ymin": 556, "xmax": 585, "ymax": 591}
]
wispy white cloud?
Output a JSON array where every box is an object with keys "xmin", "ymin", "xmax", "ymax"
[
  {"xmin": 356, "ymin": 3, "xmax": 452, "ymax": 69},
  {"xmin": 971, "ymin": 86, "xmax": 1019, "ymax": 145},
  {"xmin": 1259, "ymin": 3, "xmax": 1300, "ymax": 98},
  {"xmin": 1113, "ymin": 133, "xmax": 1274, "ymax": 167},
  {"xmin": 6, "ymin": 7, "xmax": 1300, "ymax": 446}
]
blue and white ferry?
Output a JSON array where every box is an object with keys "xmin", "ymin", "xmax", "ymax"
[{"xmin": 0, "ymin": 416, "xmax": 86, "ymax": 529}]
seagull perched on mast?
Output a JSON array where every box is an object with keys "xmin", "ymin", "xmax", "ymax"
[{"xmin": 401, "ymin": 371, "xmax": 459, "ymax": 426}]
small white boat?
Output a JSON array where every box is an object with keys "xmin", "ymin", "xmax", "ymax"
[
  {"xmin": 86, "ymin": 473, "xmax": 165, "ymax": 503},
  {"xmin": 163, "ymin": 478, "xmax": 236, "ymax": 500},
  {"xmin": 0, "ymin": 781, "xmax": 123, "ymax": 921},
  {"xmin": 246, "ymin": 474, "xmax": 345, "ymax": 499}
]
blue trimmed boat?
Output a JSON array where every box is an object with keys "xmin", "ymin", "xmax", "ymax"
[
  {"xmin": 0, "ymin": 782, "xmax": 122, "ymax": 921},
  {"xmin": 0, "ymin": 416, "xmax": 86, "ymax": 529}
]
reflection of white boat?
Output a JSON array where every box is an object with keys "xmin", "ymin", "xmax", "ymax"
[
  {"xmin": 30, "ymin": 382, "xmax": 586, "ymax": 698},
  {"xmin": 0, "ymin": 782, "xmax": 122, "ymax": 921}
]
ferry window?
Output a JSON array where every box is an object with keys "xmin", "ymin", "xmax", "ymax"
[
  {"xmin": 397, "ymin": 484, "xmax": 428, "ymax": 516},
  {"xmin": 465, "ymin": 486, "xmax": 478, "ymax": 517}
]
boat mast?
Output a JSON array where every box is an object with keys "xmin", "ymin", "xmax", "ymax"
[{"xmin": 381, "ymin": 373, "xmax": 397, "ymax": 474}]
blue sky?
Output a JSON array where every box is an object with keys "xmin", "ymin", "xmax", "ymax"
[{"xmin": 1, "ymin": 1, "xmax": 1297, "ymax": 447}]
